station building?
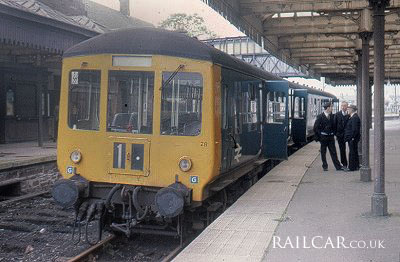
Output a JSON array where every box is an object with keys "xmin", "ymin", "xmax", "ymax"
[{"xmin": 0, "ymin": 0, "xmax": 151, "ymax": 144}]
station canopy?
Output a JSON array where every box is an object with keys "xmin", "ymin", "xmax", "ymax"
[{"xmin": 201, "ymin": 0, "xmax": 400, "ymax": 85}]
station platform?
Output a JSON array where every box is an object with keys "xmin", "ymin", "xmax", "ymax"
[
  {"xmin": 0, "ymin": 142, "xmax": 56, "ymax": 171},
  {"xmin": 174, "ymin": 119, "xmax": 400, "ymax": 262}
]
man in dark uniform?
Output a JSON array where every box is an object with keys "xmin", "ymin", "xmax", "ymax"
[
  {"xmin": 334, "ymin": 101, "xmax": 350, "ymax": 169},
  {"xmin": 313, "ymin": 102, "xmax": 343, "ymax": 171},
  {"xmin": 344, "ymin": 104, "xmax": 361, "ymax": 171}
]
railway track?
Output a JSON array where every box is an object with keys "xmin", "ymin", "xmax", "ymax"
[
  {"xmin": 0, "ymin": 190, "xmax": 48, "ymax": 207},
  {"xmin": 0, "ymin": 193, "xmax": 184, "ymax": 261},
  {"xmin": 66, "ymin": 235, "xmax": 193, "ymax": 262},
  {"xmin": 67, "ymin": 235, "xmax": 116, "ymax": 262}
]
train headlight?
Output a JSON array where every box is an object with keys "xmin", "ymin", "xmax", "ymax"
[
  {"xmin": 70, "ymin": 150, "xmax": 82, "ymax": 164},
  {"xmin": 178, "ymin": 157, "xmax": 192, "ymax": 172}
]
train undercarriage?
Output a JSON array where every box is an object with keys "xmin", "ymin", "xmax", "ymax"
[{"xmin": 52, "ymin": 158, "xmax": 277, "ymax": 245}]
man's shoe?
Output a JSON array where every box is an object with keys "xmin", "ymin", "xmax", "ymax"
[
  {"xmin": 343, "ymin": 167, "xmax": 350, "ymax": 172},
  {"xmin": 323, "ymin": 167, "xmax": 328, "ymax": 171}
]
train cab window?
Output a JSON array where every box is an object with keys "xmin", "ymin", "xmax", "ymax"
[
  {"xmin": 161, "ymin": 72, "xmax": 203, "ymax": 136},
  {"xmin": 266, "ymin": 91, "xmax": 286, "ymax": 124},
  {"xmin": 68, "ymin": 70, "xmax": 101, "ymax": 130},
  {"xmin": 107, "ymin": 71, "xmax": 154, "ymax": 134},
  {"xmin": 294, "ymin": 96, "xmax": 305, "ymax": 119}
]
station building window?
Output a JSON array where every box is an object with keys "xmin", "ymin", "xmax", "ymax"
[
  {"xmin": 8, "ymin": 83, "xmax": 38, "ymax": 118},
  {"xmin": 6, "ymin": 88, "xmax": 15, "ymax": 116},
  {"xmin": 107, "ymin": 71, "xmax": 154, "ymax": 134},
  {"xmin": 160, "ymin": 72, "xmax": 202, "ymax": 136},
  {"xmin": 68, "ymin": 70, "xmax": 101, "ymax": 131},
  {"xmin": 266, "ymin": 91, "xmax": 286, "ymax": 124}
]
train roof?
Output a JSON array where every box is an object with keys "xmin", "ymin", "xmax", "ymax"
[{"xmin": 64, "ymin": 27, "xmax": 336, "ymax": 99}]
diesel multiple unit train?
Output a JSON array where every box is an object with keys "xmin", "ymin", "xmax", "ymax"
[{"xmin": 52, "ymin": 28, "xmax": 338, "ymax": 242}]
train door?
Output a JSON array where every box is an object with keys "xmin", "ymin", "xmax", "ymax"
[
  {"xmin": 220, "ymin": 72, "xmax": 262, "ymax": 171},
  {"xmin": 221, "ymin": 82, "xmax": 234, "ymax": 172},
  {"xmin": 292, "ymin": 89, "xmax": 307, "ymax": 144},
  {"xmin": 239, "ymin": 81, "xmax": 262, "ymax": 161},
  {"xmin": 221, "ymin": 76, "xmax": 245, "ymax": 171},
  {"xmin": 262, "ymin": 81, "xmax": 289, "ymax": 160}
]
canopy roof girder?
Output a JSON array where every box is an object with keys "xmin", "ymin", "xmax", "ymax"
[
  {"xmin": 240, "ymin": 0, "xmax": 370, "ymax": 14},
  {"xmin": 263, "ymin": 13, "xmax": 400, "ymax": 36},
  {"xmin": 201, "ymin": 0, "xmax": 400, "ymax": 80}
]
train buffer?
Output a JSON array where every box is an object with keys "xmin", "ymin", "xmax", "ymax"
[{"xmin": 174, "ymin": 120, "xmax": 400, "ymax": 262}]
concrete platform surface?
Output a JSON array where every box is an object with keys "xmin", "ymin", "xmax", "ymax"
[
  {"xmin": 0, "ymin": 142, "xmax": 56, "ymax": 170},
  {"xmin": 264, "ymin": 119, "xmax": 400, "ymax": 262},
  {"xmin": 174, "ymin": 142, "xmax": 320, "ymax": 262}
]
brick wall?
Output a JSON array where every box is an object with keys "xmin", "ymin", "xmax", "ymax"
[{"xmin": 0, "ymin": 162, "xmax": 60, "ymax": 194}]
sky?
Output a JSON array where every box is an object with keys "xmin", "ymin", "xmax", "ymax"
[
  {"xmin": 91, "ymin": 0, "xmax": 399, "ymax": 103},
  {"xmin": 92, "ymin": 0, "xmax": 243, "ymax": 38}
]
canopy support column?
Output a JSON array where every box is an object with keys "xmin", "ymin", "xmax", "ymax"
[
  {"xmin": 356, "ymin": 50, "xmax": 363, "ymax": 163},
  {"xmin": 360, "ymin": 32, "xmax": 372, "ymax": 182},
  {"xmin": 370, "ymin": 0, "xmax": 389, "ymax": 216}
]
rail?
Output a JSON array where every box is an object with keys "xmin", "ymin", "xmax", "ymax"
[{"xmin": 67, "ymin": 235, "xmax": 116, "ymax": 262}]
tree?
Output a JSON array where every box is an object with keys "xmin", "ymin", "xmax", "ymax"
[{"xmin": 159, "ymin": 13, "xmax": 217, "ymax": 39}]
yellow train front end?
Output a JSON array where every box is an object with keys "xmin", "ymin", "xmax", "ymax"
[{"xmin": 53, "ymin": 53, "xmax": 222, "ymax": 237}]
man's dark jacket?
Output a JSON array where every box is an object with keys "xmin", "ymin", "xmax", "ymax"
[
  {"xmin": 334, "ymin": 111, "xmax": 349, "ymax": 138},
  {"xmin": 344, "ymin": 113, "xmax": 361, "ymax": 142},
  {"xmin": 313, "ymin": 112, "xmax": 336, "ymax": 141}
]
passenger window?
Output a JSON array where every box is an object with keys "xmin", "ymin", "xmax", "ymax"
[
  {"xmin": 317, "ymin": 99, "xmax": 321, "ymax": 113},
  {"xmin": 160, "ymin": 72, "xmax": 202, "ymax": 136},
  {"xmin": 222, "ymin": 86, "xmax": 228, "ymax": 130},
  {"xmin": 68, "ymin": 70, "xmax": 101, "ymax": 130},
  {"xmin": 294, "ymin": 96, "xmax": 305, "ymax": 119},
  {"xmin": 242, "ymin": 90, "xmax": 258, "ymax": 124},
  {"xmin": 232, "ymin": 83, "xmax": 240, "ymax": 135},
  {"xmin": 107, "ymin": 71, "xmax": 154, "ymax": 134},
  {"xmin": 234, "ymin": 82, "xmax": 243, "ymax": 134},
  {"xmin": 266, "ymin": 91, "xmax": 286, "ymax": 124},
  {"xmin": 332, "ymin": 101, "xmax": 338, "ymax": 114}
]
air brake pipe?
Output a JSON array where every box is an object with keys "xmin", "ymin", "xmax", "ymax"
[
  {"xmin": 132, "ymin": 186, "xmax": 149, "ymax": 221},
  {"xmin": 105, "ymin": 184, "xmax": 122, "ymax": 211}
]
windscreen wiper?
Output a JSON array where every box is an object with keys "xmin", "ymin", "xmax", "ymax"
[{"xmin": 159, "ymin": 64, "xmax": 185, "ymax": 90}]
